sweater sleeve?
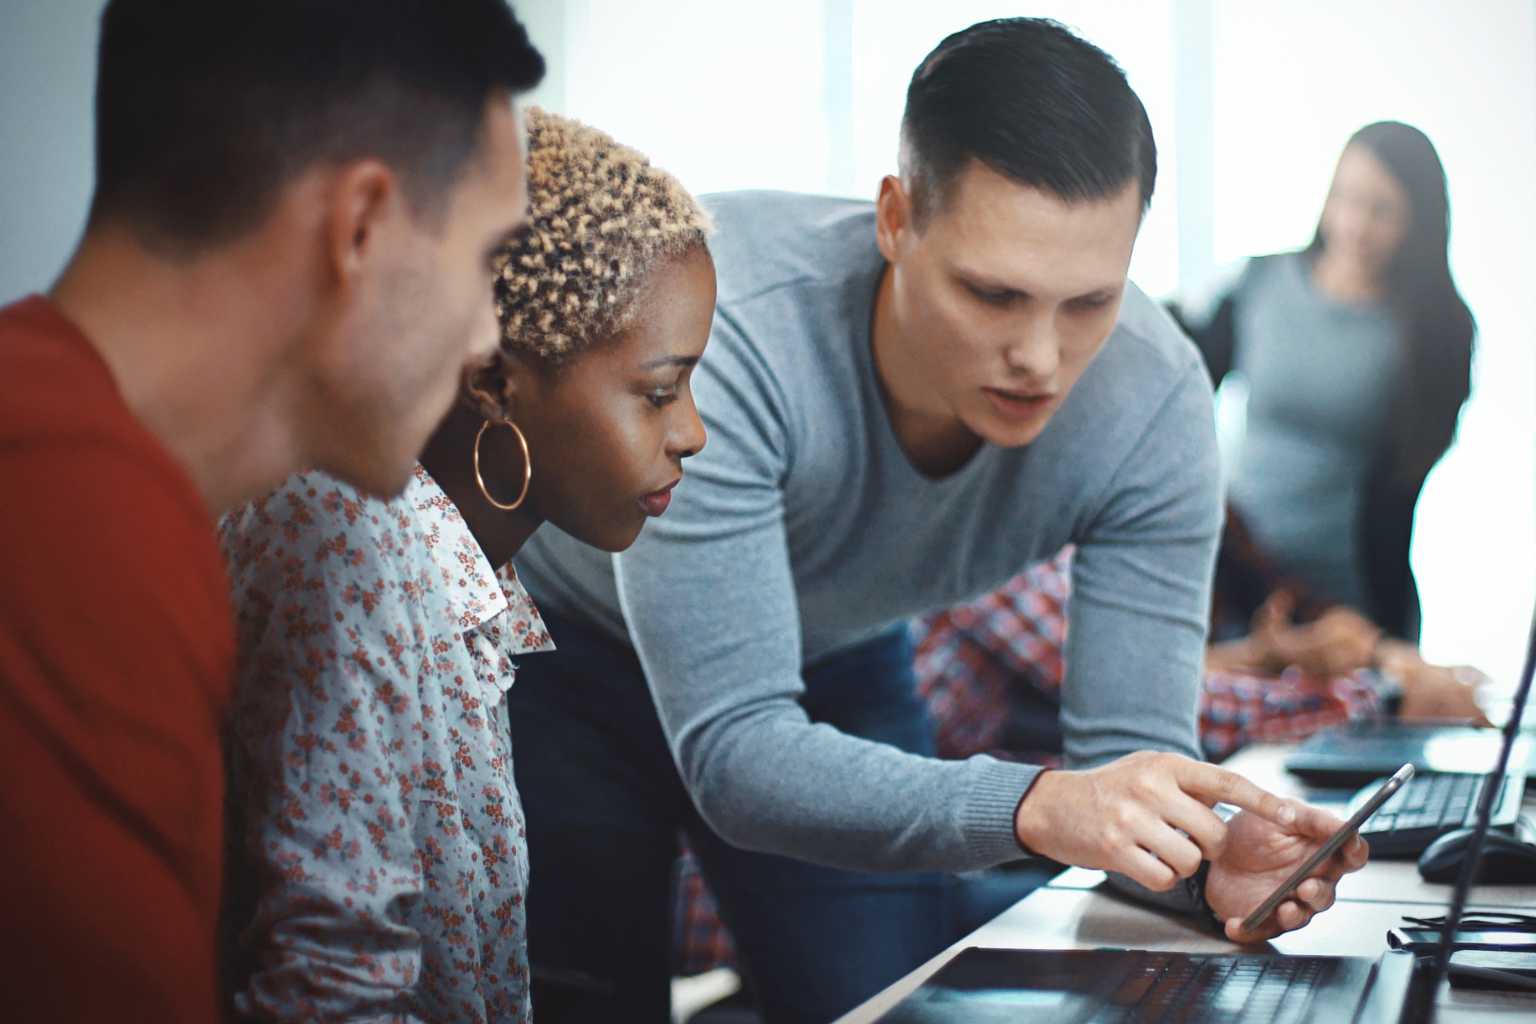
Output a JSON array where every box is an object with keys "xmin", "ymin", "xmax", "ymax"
[
  {"xmin": 612, "ymin": 310, "xmax": 1040, "ymax": 873},
  {"xmin": 616, "ymin": 307, "xmax": 1222, "ymax": 884},
  {"xmin": 1064, "ymin": 361, "xmax": 1225, "ymax": 912}
]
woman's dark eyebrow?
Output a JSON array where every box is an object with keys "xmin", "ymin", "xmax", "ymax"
[{"xmin": 638, "ymin": 355, "xmax": 700, "ymax": 371}]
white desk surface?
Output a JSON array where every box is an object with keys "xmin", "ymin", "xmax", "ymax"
[{"xmin": 835, "ymin": 742, "xmax": 1536, "ymax": 1022}]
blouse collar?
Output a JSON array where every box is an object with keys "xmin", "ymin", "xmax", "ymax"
[{"xmin": 406, "ymin": 465, "xmax": 554, "ymax": 655}]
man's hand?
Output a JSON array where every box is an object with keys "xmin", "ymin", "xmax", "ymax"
[
  {"xmin": 1206, "ymin": 804, "xmax": 1369, "ymax": 942},
  {"xmin": 1013, "ymin": 751, "xmax": 1300, "ymax": 892},
  {"xmin": 1250, "ymin": 592, "xmax": 1380, "ymax": 677}
]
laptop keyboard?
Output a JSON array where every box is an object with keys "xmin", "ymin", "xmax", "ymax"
[
  {"xmin": 1096, "ymin": 952, "xmax": 1335, "ymax": 1023},
  {"xmin": 1355, "ymin": 770, "xmax": 1518, "ymax": 857}
]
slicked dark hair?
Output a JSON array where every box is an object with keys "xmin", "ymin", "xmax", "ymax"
[
  {"xmin": 900, "ymin": 17, "xmax": 1156, "ymax": 225},
  {"xmin": 91, "ymin": 0, "xmax": 545, "ymax": 254}
]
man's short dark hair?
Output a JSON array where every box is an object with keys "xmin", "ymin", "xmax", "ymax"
[
  {"xmin": 92, "ymin": 0, "xmax": 545, "ymax": 254},
  {"xmin": 900, "ymin": 18, "xmax": 1156, "ymax": 225}
]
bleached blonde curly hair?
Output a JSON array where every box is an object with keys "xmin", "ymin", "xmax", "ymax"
[{"xmin": 488, "ymin": 107, "xmax": 711, "ymax": 373}]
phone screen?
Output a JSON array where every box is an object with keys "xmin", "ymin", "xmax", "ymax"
[{"xmin": 1238, "ymin": 763, "xmax": 1415, "ymax": 933}]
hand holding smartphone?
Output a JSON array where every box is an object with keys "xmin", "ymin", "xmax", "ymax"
[{"xmin": 1238, "ymin": 763, "xmax": 1413, "ymax": 934}]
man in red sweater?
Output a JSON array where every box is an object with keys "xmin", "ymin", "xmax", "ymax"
[{"xmin": 0, "ymin": 3, "xmax": 544, "ymax": 1019}]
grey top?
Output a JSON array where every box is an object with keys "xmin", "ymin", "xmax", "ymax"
[
  {"xmin": 517, "ymin": 191, "xmax": 1222, "ymax": 879},
  {"xmin": 1224, "ymin": 254, "xmax": 1400, "ymax": 609}
]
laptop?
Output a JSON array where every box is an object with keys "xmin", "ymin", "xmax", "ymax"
[
  {"xmin": 877, "ymin": 605, "xmax": 1536, "ymax": 1023},
  {"xmin": 1284, "ymin": 720, "xmax": 1534, "ymax": 789},
  {"xmin": 876, "ymin": 946, "xmax": 1415, "ymax": 1022}
]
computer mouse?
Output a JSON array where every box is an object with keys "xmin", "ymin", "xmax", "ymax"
[{"xmin": 1418, "ymin": 828, "xmax": 1536, "ymax": 883}]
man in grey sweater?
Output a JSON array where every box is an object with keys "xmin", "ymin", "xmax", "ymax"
[{"xmin": 510, "ymin": 18, "xmax": 1367, "ymax": 1022}]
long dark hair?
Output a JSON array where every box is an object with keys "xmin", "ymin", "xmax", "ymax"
[{"xmin": 1305, "ymin": 121, "xmax": 1475, "ymax": 487}]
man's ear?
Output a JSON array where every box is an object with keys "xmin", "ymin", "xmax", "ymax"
[
  {"xmin": 875, "ymin": 174, "xmax": 914, "ymax": 264},
  {"xmin": 324, "ymin": 160, "xmax": 399, "ymax": 286}
]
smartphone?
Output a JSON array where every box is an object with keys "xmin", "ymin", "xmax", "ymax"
[{"xmin": 1239, "ymin": 763, "xmax": 1414, "ymax": 933}]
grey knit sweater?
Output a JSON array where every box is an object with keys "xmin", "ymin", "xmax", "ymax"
[{"xmin": 517, "ymin": 191, "xmax": 1222, "ymax": 890}]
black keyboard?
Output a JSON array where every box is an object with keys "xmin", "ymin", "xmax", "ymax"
[
  {"xmin": 1102, "ymin": 952, "xmax": 1337, "ymax": 1022},
  {"xmin": 1353, "ymin": 769, "xmax": 1524, "ymax": 857}
]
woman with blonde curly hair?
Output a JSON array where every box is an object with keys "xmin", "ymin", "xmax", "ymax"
[{"xmin": 217, "ymin": 108, "xmax": 714, "ymax": 1023}]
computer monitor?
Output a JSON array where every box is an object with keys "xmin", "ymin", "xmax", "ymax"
[{"xmin": 1422, "ymin": 603, "xmax": 1536, "ymax": 1012}]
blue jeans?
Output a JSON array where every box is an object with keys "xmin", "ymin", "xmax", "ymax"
[{"xmin": 506, "ymin": 612, "xmax": 1054, "ymax": 1023}]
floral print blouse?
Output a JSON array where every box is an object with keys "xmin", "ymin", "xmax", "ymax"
[{"xmin": 219, "ymin": 465, "xmax": 554, "ymax": 1023}]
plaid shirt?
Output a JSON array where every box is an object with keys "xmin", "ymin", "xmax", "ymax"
[
  {"xmin": 912, "ymin": 550, "xmax": 1071, "ymax": 764},
  {"xmin": 672, "ymin": 842, "xmax": 735, "ymax": 978},
  {"xmin": 912, "ymin": 546, "xmax": 1385, "ymax": 763}
]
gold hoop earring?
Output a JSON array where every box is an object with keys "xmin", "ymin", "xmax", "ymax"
[{"xmin": 473, "ymin": 418, "xmax": 532, "ymax": 511}]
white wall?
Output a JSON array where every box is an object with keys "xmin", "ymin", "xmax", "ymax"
[
  {"xmin": 1204, "ymin": 1, "xmax": 1536, "ymax": 685},
  {"xmin": 527, "ymin": 0, "xmax": 836, "ymax": 197},
  {"xmin": 517, "ymin": 0, "xmax": 1186, "ymax": 295},
  {"xmin": 0, "ymin": 0, "xmax": 103, "ymax": 305}
]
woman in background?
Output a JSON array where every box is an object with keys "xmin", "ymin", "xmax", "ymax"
[
  {"xmin": 1179, "ymin": 121, "xmax": 1475, "ymax": 645},
  {"xmin": 219, "ymin": 110, "xmax": 714, "ymax": 1023}
]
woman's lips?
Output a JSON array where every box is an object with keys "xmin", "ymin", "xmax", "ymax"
[
  {"xmin": 983, "ymin": 386, "xmax": 1055, "ymax": 422},
  {"xmin": 639, "ymin": 479, "xmax": 680, "ymax": 517}
]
